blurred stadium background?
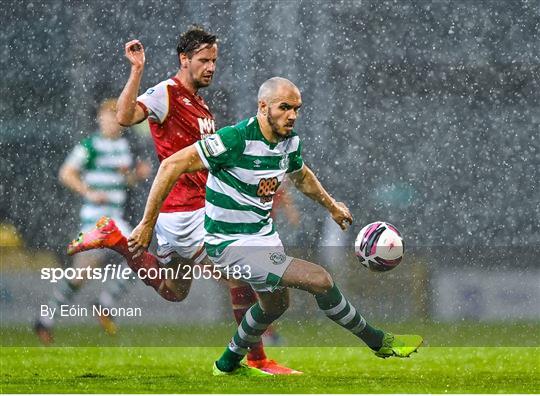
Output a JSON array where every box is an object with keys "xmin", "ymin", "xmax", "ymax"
[{"xmin": 1, "ymin": 0, "xmax": 538, "ymax": 343}]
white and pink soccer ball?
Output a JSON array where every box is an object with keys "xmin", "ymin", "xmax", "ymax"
[{"xmin": 354, "ymin": 221, "xmax": 404, "ymax": 272}]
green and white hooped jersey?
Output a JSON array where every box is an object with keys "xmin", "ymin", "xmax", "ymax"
[
  {"xmin": 64, "ymin": 134, "xmax": 133, "ymax": 229},
  {"xmin": 195, "ymin": 116, "xmax": 303, "ymax": 256}
]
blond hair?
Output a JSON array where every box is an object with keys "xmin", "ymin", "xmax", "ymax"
[{"xmin": 98, "ymin": 98, "xmax": 118, "ymax": 114}]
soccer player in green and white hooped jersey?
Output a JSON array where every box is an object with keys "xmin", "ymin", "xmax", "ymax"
[
  {"xmin": 128, "ymin": 77, "xmax": 423, "ymax": 376},
  {"xmin": 34, "ymin": 99, "xmax": 151, "ymax": 344},
  {"xmin": 198, "ymin": 117, "xmax": 303, "ymax": 262},
  {"xmin": 72, "ymin": 131, "xmax": 133, "ymax": 231}
]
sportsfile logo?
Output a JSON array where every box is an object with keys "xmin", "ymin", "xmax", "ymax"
[
  {"xmin": 40, "ymin": 263, "xmax": 253, "ymax": 283},
  {"xmin": 41, "ymin": 264, "xmax": 169, "ymax": 283}
]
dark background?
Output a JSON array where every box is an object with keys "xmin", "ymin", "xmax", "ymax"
[{"xmin": 1, "ymin": 0, "xmax": 539, "ymax": 256}]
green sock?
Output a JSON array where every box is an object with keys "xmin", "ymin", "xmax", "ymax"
[
  {"xmin": 315, "ymin": 283, "xmax": 384, "ymax": 350},
  {"xmin": 216, "ymin": 303, "xmax": 282, "ymax": 372}
]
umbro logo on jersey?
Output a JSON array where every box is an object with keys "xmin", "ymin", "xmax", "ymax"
[
  {"xmin": 183, "ymin": 98, "xmax": 192, "ymax": 106},
  {"xmin": 253, "ymin": 159, "xmax": 262, "ymax": 168}
]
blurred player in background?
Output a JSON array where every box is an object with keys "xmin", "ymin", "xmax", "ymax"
[
  {"xmin": 127, "ymin": 77, "xmax": 423, "ymax": 376},
  {"xmin": 271, "ymin": 181, "xmax": 300, "ymax": 226},
  {"xmin": 34, "ymin": 98, "xmax": 151, "ymax": 344},
  {"xmin": 68, "ymin": 26, "xmax": 298, "ymax": 374}
]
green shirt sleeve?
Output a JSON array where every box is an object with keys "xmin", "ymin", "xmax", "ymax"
[
  {"xmin": 287, "ymin": 140, "xmax": 303, "ymax": 173},
  {"xmin": 64, "ymin": 138, "xmax": 93, "ymax": 170},
  {"xmin": 196, "ymin": 126, "xmax": 245, "ymax": 172}
]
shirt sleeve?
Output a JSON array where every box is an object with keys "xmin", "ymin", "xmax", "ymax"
[
  {"xmin": 63, "ymin": 143, "xmax": 89, "ymax": 170},
  {"xmin": 195, "ymin": 126, "xmax": 245, "ymax": 172},
  {"xmin": 137, "ymin": 81, "xmax": 171, "ymax": 124},
  {"xmin": 287, "ymin": 140, "xmax": 304, "ymax": 173}
]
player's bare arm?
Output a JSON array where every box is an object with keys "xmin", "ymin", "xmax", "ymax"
[
  {"xmin": 59, "ymin": 164, "xmax": 108, "ymax": 204},
  {"xmin": 128, "ymin": 144, "xmax": 206, "ymax": 256},
  {"xmin": 117, "ymin": 40, "xmax": 147, "ymax": 126},
  {"xmin": 288, "ymin": 164, "xmax": 352, "ymax": 230}
]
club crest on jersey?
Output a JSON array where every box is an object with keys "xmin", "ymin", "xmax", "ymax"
[
  {"xmin": 203, "ymin": 135, "xmax": 226, "ymax": 157},
  {"xmin": 279, "ymin": 155, "xmax": 289, "ymax": 170}
]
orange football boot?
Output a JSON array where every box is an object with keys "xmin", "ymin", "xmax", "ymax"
[
  {"xmin": 247, "ymin": 359, "xmax": 303, "ymax": 375},
  {"xmin": 67, "ymin": 216, "xmax": 123, "ymax": 255}
]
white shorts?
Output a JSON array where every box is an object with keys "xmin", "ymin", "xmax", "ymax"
[
  {"xmin": 208, "ymin": 233, "xmax": 293, "ymax": 293},
  {"xmin": 154, "ymin": 208, "xmax": 207, "ymax": 265}
]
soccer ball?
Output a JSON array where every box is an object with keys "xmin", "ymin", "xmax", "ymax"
[{"xmin": 354, "ymin": 221, "xmax": 404, "ymax": 272}]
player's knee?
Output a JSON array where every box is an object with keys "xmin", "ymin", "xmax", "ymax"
[
  {"xmin": 310, "ymin": 268, "xmax": 334, "ymax": 295},
  {"xmin": 159, "ymin": 279, "xmax": 190, "ymax": 302},
  {"xmin": 159, "ymin": 287, "xmax": 188, "ymax": 302}
]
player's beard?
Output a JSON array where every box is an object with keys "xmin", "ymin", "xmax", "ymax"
[
  {"xmin": 194, "ymin": 72, "xmax": 213, "ymax": 89},
  {"xmin": 194, "ymin": 77, "xmax": 211, "ymax": 89},
  {"xmin": 267, "ymin": 109, "xmax": 291, "ymax": 139}
]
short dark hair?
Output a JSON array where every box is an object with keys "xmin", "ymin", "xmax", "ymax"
[{"xmin": 176, "ymin": 25, "xmax": 217, "ymax": 58}]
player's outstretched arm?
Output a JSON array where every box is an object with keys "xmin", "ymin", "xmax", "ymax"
[
  {"xmin": 128, "ymin": 144, "xmax": 205, "ymax": 257},
  {"xmin": 117, "ymin": 39, "xmax": 147, "ymax": 126},
  {"xmin": 288, "ymin": 165, "xmax": 352, "ymax": 230}
]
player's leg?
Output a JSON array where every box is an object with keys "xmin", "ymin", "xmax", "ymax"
[
  {"xmin": 94, "ymin": 219, "xmax": 143, "ymax": 334},
  {"xmin": 227, "ymin": 280, "xmax": 262, "ymax": 352},
  {"xmin": 34, "ymin": 251, "xmax": 105, "ymax": 344},
  {"xmin": 95, "ymin": 255, "xmax": 138, "ymax": 335},
  {"xmin": 281, "ymin": 258, "xmax": 423, "ymax": 358},
  {"xmin": 214, "ymin": 288, "xmax": 289, "ymax": 375},
  {"xmin": 67, "ymin": 216, "xmax": 183, "ymax": 301},
  {"xmin": 199, "ymin": 261, "xmax": 297, "ymax": 374},
  {"xmin": 97, "ymin": 260, "xmax": 137, "ymax": 312},
  {"xmin": 152, "ymin": 211, "xmax": 206, "ymax": 300},
  {"xmin": 159, "ymin": 250, "xmax": 291, "ymax": 373},
  {"xmin": 210, "ymin": 235, "xmax": 302, "ymax": 375},
  {"xmin": 224, "ymin": 276, "xmax": 270, "ymax": 362},
  {"xmin": 158, "ymin": 254, "xmax": 193, "ymax": 301},
  {"xmin": 160, "ymin": 207, "xmax": 295, "ymax": 373},
  {"xmin": 157, "ymin": 209, "xmax": 283, "ymax": 306}
]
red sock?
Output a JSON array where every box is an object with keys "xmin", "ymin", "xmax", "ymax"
[
  {"xmin": 230, "ymin": 286, "xmax": 267, "ymax": 361},
  {"xmin": 109, "ymin": 235, "xmax": 180, "ymax": 301}
]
